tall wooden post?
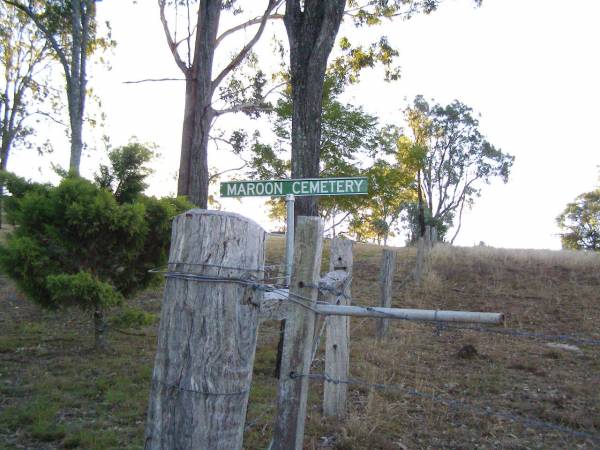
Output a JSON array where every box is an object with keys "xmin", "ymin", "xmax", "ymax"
[
  {"xmin": 376, "ymin": 249, "xmax": 396, "ymax": 340},
  {"xmin": 414, "ymin": 236, "xmax": 425, "ymax": 285},
  {"xmin": 144, "ymin": 210, "xmax": 265, "ymax": 450},
  {"xmin": 272, "ymin": 217, "xmax": 323, "ymax": 450},
  {"xmin": 323, "ymin": 238, "xmax": 353, "ymax": 418}
]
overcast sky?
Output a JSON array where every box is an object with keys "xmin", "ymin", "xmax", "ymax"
[{"xmin": 9, "ymin": 0, "xmax": 600, "ymax": 249}]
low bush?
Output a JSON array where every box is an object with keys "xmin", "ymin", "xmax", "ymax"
[{"xmin": 0, "ymin": 143, "xmax": 193, "ymax": 350}]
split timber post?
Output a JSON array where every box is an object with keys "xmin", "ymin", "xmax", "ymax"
[
  {"xmin": 431, "ymin": 227, "xmax": 438, "ymax": 246},
  {"xmin": 376, "ymin": 249, "xmax": 396, "ymax": 340},
  {"xmin": 323, "ymin": 238, "xmax": 353, "ymax": 419},
  {"xmin": 414, "ymin": 236, "xmax": 425, "ymax": 285},
  {"xmin": 272, "ymin": 216, "xmax": 323, "ymax": 450},
  {"xmin": 144, "ymin": 210, "xmax": 265, "ymax": 450}
]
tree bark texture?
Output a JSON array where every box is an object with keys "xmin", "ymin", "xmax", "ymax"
[
  {"xmin": 376, "ymin": 249, "xmax": 396, "ymax": 340},
  {"xmin": 284, "ymin": 0, "xmax": 346, "ymax": 218},
  {"xmin": 144, "ymin": 209, "xmax": 265, "ymax": 450},
  {"xmin": 177, "ymin": 0, "xmax": 221, "ymax": 208},
  {"xmin": 67, "ymin": 0, "xmax": 92, "ymax": 174},
  {"xmin": 323, "ymin": 238, "xmax": 353, "ymax": 418}
]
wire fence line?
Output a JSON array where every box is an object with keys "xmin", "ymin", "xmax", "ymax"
[
  {"xmin": 148, "ymin": 262, "xmax": 599, "ymax": 444},
  {"xmin": 434, "ymin": 322, "xmax": 600, "ymax": 346},
  {"xmin": 289, "ymin": 371, "xmax": 600, "ymax": 444},
  {"xmin": 150, "ymin": 266, "xmax": 600, "ymax": 347}
]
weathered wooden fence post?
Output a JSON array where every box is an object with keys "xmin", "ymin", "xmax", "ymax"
[
  {"xmin": 414, "ymin": 236, "xmax": 425, "ymax": 285},
  {"xmin": 272, "ymin": 217, "xmax": 323, "ymax": 450},
  {"xmin": 376, "ymin": 249, "xmax": 396, "ymax": 340},
  {"xmin": 425, "ymin": 225, "xmax": 432, "ymax": 249},
  {"xmin": 431, "ymin": 226, "xmax": 438, "ymax": 246},
  {"xmin": 144, "ymin": 210, "xmax": 265, "ymax": 450},
  {"xmin": 323, "ymin": 238, "xmax": 353, "ymax": 418}
]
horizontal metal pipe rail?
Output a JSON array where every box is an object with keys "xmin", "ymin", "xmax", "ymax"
[{"xmin": 315, "ymin": 304, "xmax": 504, "ymax": 324}]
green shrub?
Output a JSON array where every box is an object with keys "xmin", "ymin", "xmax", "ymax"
[
  {"xmin": 0, "ymin": 162, "xmax": 192, "ymax": 349},
  {"xmin": 109, "ymin": 306, "xmax": 157, "ymax": 329}
]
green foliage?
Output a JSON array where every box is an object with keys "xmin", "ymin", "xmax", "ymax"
[
  {"xmin": 557, "ymin": 188, "xmax": 600, "ymax": 250},
  {"xmin": 109, "ymin": 306, "xmax": 156, "ymax": 329},
  {"xmin": 248, "ymin": 73, "xmax": 401, "ymax": 233},
  {"xmin": 0, "ymin": 174, "xmax": 191, "ymax": 311},
  {"xmin": 348, "ymin": 159, "xmax": 417, "ymax": 244},
  {"xmin": 402, "ymin": 201, "xmax": 449, "ymax": 243},
  {"xmin": 0, "ymin": 2, "xmax": 58, "ymax": 164},
  {"xmin": 400, "ymin": 96, "xmax": 514, "ymax": 243},
  {"xmin": 47, "ymin": 271, "xmax": 122, "ymax": 310},
  {"xmin": 94, "ymin": 142, "xmax": 155, "ymax": 204}
]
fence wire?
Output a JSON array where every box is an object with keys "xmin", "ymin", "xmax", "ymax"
[
  {"xmin": 149, "ymin": 262, "xmax": 600, "ymax": 444},
  {"xmin": 289, "ymin": 371, "xmax": 600, "ymax": 444},
  {"xmin": 434, "ymin": 322, "xmax": 600, "ymax": 346},
  {"xmin": 151, "ymin": 266, "xmax": 600, "ymax": 347}
]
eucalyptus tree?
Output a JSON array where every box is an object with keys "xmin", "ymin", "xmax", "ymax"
[
  {"xmin": 0, "ymin": 2, "xmax": 55, "ymax": 174},
  {"xmin": 400, "ymin": 95, "xmax": 514, "ymax": 243},
  {"xmin": 158, "ymin": 0, "xmax": 285, "ymax": 207},
  {"xmin": 247, "ymin": 74, "xmax": 401, "ymax": 235},
  {"xmin": 557, "ymin": 187, "xmax": 600, "ymax": 251},
  {"xmin": 2, "ymin": 0, "xmax": 111, "ymax": 174},
  {"xmin": 282, "ymin": 0, "xmax": 483, "ymax": 218}
]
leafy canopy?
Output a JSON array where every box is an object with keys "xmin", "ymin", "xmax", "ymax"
[
  {"xmin": 400, "ymin": 95, "xmax": 514, "ymax": 243},
  {"xmin": 557, "ymin": 187, "xmax": 600, "ymax": 251}
]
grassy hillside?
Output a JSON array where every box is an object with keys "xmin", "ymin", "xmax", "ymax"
[{"xmin": 1, "ymin": 235, "xmax": 599, "ymax": 449}]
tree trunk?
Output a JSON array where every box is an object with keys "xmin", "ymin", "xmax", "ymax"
[
  {"xmin": 417, "ymin": 169, "xmax": 426, "ymax": 238},
  {"xmin": 177, "ymin": 76, "xmax": 196, "ymax": 198},
  {"xmin": 284, "ymin": 0, "xmax": 346, "ymax": 218},
  {"xmin": 67, "ymin": 0, "xmax": 92, "ymax": 175},
  {"xmin": 0, "ymin": 149, "xmax": 7, "ymax": 229},
  {"xmin": 176, "ymin": 0, "xmax": 221, "ymax": 208},
  {"xmin": 68, "ymin": 99, "xmax": 84, "ymax": 173},
  {"xmin": 274, "ymin": 0, "xmax": 345, "ymax": 382}
]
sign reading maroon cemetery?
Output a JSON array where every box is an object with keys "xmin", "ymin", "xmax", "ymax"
[{"xmin": 220, "ymin": 177, "xmax": 368, "ymax": 198}]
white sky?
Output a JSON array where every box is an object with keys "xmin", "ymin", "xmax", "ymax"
[{"xmin": 8, "ymin": 0, "xmax": 600, "ymax": 249}]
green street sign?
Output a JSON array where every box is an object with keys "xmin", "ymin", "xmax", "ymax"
[{"xmin": 220, "ymin": 177, "xmax": 368, "ymax": 198}]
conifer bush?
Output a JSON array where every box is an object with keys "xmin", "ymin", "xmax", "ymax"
[{"xmin": 0, "ymin": 144, "xmax": 192, "ymax": 350}]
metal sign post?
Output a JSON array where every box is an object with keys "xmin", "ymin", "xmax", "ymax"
[
  {"xmin": 285, "ymin": 194, "xmax": 295, "ymax": 287},
  {"xmin": 220, "ymin": 177, "xmax": 368, "ymax": 287}
]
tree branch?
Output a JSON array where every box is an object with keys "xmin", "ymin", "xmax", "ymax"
[
  {"xmin": 213, "ymin": 80, "xmax": 286, "ymax": 116},
  {"xmin": 2, "ymin": 0, "xmax": 71, "ymax": 83},
  {"xmin": 122, "ymin": 77, "xmax": 186, "ymax": 84},
  {"xmin": 158, "ymin": 0, "xmax": 189, "ymax": 74},
  {"xmin": 32, "ymin": 110, "xmax": 68, "ymax": 127},
  {"xmin": 215, "ymin": 12, "xmax": 284, "ymax": 48},
  {"xmin": 324, "ymin": 211, "xmax": 352, "ymax": 233},
  {"xmin": 211, "ymin": 0, "xmax": 279, "ymax": 95},
  {"xmin": 208, "ymin": 162, "xmax": 248, "ymax": 183},
  {"xmin": 213, "ymin": 102, "xmax": 273, "ymax": 117}
]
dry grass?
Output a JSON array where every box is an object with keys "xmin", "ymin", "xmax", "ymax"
[{"xmin": 1, "ymin": 235, "xmax": 599, "ymax": 449}]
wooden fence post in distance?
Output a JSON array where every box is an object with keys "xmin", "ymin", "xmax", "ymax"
[
  {"xmin": 272, "ymin": 216, "xmax": 323, "ymax": 450},
  {"xmin": 376, "ymin": 249, "xmax": 397, "ymax": 340},
  {"xmin": 144, "ymin": 210, "xmax": 265, "ymax": 450},
  {"xmin": 323, "ymin": 238, "xmax": 353, "ymax": 418},
  {"xmin": 414, "ymin": 236, "xmax": 425, "ymax": 285}
]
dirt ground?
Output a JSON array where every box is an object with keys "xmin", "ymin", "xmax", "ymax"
[{"xmin": 1, "ymin": 237, "xmax": 599, "ymax": 449}]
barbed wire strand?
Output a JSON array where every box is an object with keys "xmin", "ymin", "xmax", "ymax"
[
  {"xmin": 434, "ymin": 322, "xmax": 600, "ymax": 346},
  {"xmin": 150, "ymin": 266, "xmax": 600, "ymax": 347}
]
